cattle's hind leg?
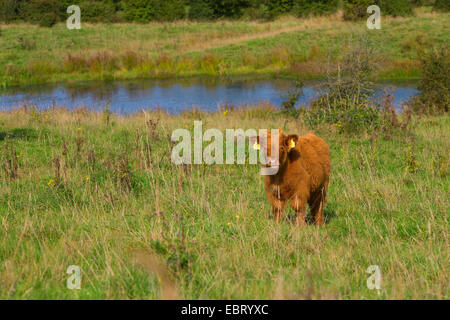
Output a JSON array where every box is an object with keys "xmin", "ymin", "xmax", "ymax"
[{"xmin": 309, "ymin": 187, "xmax": 326, "ymax": 226}]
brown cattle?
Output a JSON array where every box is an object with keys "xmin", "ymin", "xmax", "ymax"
[{"xmin": 254, "ymin": 129, "xmax": 331, "ymax": 226}]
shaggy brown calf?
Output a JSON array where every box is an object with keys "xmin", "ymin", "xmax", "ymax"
[{"xmin": 254, "ymin": 129, "xmax": 331, "ymax": 226}]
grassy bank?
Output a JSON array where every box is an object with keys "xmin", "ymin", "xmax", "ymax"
[
  {"xmin": 1, "ymin": 8, "xmax": 449, "ymax": 88},
  {"xmin": 0, "ymin": 105, "xmax": 448, "ymax": 299}
]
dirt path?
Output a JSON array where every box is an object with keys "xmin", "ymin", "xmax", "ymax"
[
  {"xmin": 181, "ymin": 13, "xmax": 348, "ymax": 54},
  {"xmin": 182, "ymin": 24, "xmax": 308, "ymax": 54}
]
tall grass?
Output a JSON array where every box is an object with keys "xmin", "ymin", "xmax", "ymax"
[{"xmin": 0, "ymin": 105, "xmax": 448, "ymax": 299}]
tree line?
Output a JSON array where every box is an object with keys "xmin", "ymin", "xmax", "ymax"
[{"xmin": 0, "ymin": 0, "xmax": 448, "ymax": 27}]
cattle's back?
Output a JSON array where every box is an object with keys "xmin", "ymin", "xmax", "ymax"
[{"xmin": 296, "ymin": 132, "xmax": 331, "ymax": 188}]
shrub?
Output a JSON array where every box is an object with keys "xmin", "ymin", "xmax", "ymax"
[
  {"xmin": 238, "ymin": 0, "xmax": 267, "ymax": 19},
  {"xmin": 188, "ymin": 0, "xmax": 214, "ymax": 20},
  {"xmin": 305, "ymin": 100, "xmax": 380, "ymax": 134},
  {"xmin": 304, "ymin": 35, "xmax": 381, "ymax": 133},
  {"xmin": 124, "ymin": 0, "xmax": 185, "ymax": 22},
  {"xmin": 264, "ymin": 0, "xmax": 294, "ymax": 19},
  {"xmin": 21, "ymin": 0, "xmax": 61, "ymax": 27},
  {"xmin": 378, "ymin": 0, "xmax": 414, "ymax": 17},
  {"xmin": 281, "ymin": 79, "xmax": 303, "ymax": 118},
  {"xmin": 410, "ymin": 0, "xmax": 425, "ymax": 6},
  {"xmin": 79, "ymin": 1, "xmax": 117, "ymax": 23},
  {"xmin": 0, "ymin": 0, "xmax": 20, "ymax": 23},
  {"xmin": 293, "ymin": 0, "xmax": 339, "ymax": 17},
  {"xmin": 411, "ymin": 47, "xmax": 449, "ymax": 114},
  {"xmin": 39, "ymin": 12, "xmax": 58, "ymax": 27},
  {"xmin": 343, "ymin": 0, "xmax": 373, "ymax": 20},
  {"xmin": 375, "ymin": 88, "xmax": 413, "ymax": 139},
  {"xmin": 343, "ymin": 0, "xmax": 413, "ymax": 20},
  {"xmin": 434, "ymin": 0, "xmax": 450, "ymax": 12},
  {"xmin": 161, "ymin": 0, "xmax": 186, "ymax": 21},
  {"xmin": 57, "ymin": 0, "xmax": 125, "ymax": 22},
  {"xmin": 124, "ymin": 0, "xmax": 155, "ymax": 22},
  {"xmin": 410, "ymin": 0, "xmax": 435, "ymax": 6},
  {"xmin": 208, "ymin": 0, "xmax": 252, "ymax": 19}
]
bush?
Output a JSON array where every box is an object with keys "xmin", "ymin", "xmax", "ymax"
[
  {"xmin": 411, "ymin": 47, "xmax": 449, "ymax": 114},
  {"xmin": 293, "ymin": 0, "xmax": 339, "ymax": 17},
  {"xmin": 241, "ymin": 5, "xmax": 268, "ymax": 20},
  {"xmin": 39, "ymin": 13, "xmax": 58, "ymax": 27},
  {"xmin": 343, "ymin": 0, "xmax": 413, "ymax": 20},
  {"xmin": 379, "ymin": 0, "xmax": 414, "ymax": 17},
  {"xmin": 124, "ymin": 0, "xmax": 154, "ymax": 22},
  {"xmin": 264, "ymin": 0, "xmax": 294, "ymax": 19},
  {"xmin": 161, "ymin": 0, "xmax": 186, "ymax": 21},
  {"xmin": 20, "ymin": 0, "xmax": 61, "ymax": 26},
  {"xmin": 188, "ymin": 0, "xmax": 214, "ymax": 20},
  {"xmin": 376, "ymin": 88, "xmax": 413, "ymax": 139},
  {"xmin": 281, "ymin": 79, "xmax": 303, "ymax": 118},
  {"xmin": 209, "ymin": 0, "xmax": 252, "ymax": 19},
  {"xmin": 410, "ymin": 0, "xmax": 435, "ymax": 6},
  {"xmin": 304, "ymin": 35, "xmax": 381, "ymax": 133},
  {"xmin": 410, "ymin": 0, "xmax": 425, "ymax": 6},
  {"xmin": 305, "ymin": 100, "xmax": 380, "ymax": 134},
  {"xmin": 434, "ymin": 0, "xmax": 450, "ymax": 12},
  {"xmin": 343, "ymin": 0, "xmax": 372, "ymax": 21},
  {"xmin": 0, "ymin": 0, "xmax": 20, "ymax": 23},
  {"xmin": 124, "ymin": 0, "xmax": 185, "ymax": 22},
  {"xmin": 254, "ymin": 0, "xmax": 339, "ymax": 19},
  {"xmin": 79, "ymin": 1, "xmax": 117, "ymax": 23}
]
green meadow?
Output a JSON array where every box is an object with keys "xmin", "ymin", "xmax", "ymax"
[
  {"xmin": 0, "ymin": 107, "xmax": 448, "ymax": 299},
  {"xmin": 1, "ymin": 7, "xmax": 449, "ymax": 87},
  {"xmin": 0, "ymin": 3, "xmax": 448, "ymax": 300}
]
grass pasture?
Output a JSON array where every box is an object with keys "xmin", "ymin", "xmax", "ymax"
[
  {"xmin": 0, "ymin": 7, "xmax": 449, "ymax": 87},
  {"xmin": 0, "ymin": 106, "xmax": 448, "ymax": 299}
]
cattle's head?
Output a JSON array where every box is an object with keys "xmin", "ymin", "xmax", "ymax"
[{"xmin": 252, "ymin": 128, "xmax": 299, "ymax": 169}]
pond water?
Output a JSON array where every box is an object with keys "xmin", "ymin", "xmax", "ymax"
[{"xmin": 0, "ymin": 77, "xmax": 419, "ymax": 115}]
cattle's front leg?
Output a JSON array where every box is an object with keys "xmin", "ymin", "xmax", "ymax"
[
  {"xmin": 290, "ymin": 194, "xmax": 307, "ymax": 227},
  {"xmin": 272, "ymin": 200, "xmax": 286, "ymax": 224}
]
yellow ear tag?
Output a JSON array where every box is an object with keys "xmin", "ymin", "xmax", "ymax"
[
  {"xmin": 289, "ymin": 139, "xmax": 296, "ymax": 149},
  {"xmin": 253, "ymin": 142, "xmax": 260, "ymax": 150}
]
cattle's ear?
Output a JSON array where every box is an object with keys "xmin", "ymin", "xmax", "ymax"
[
  {"xmin": 249, "ymin": 135, "xmax": 261, "ymax": 150},
  {"xmin": 286, "ymin": 134, "xmax": 299, "ymax": 151}
]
